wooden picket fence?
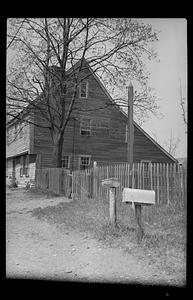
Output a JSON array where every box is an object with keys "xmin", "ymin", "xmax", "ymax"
[
  {"xmin": 72, "ymin": 163, "xmax": 187, "ymax": 205},
  {"xmin": 35, "ymin": 163, "xmax": 187, "ymax": 205},
  {"xmin": 35, "ymin": 168, "xmax": 71, "ymax": 197}
]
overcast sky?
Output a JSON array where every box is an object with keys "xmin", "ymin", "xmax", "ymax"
[{"xmin": 140, "ymin": 18, "xmax": 187, "ymax": 158}]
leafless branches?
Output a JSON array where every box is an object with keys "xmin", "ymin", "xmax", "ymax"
[
  {"xmin": 7, "ymin": 18, "xmax": 160, "ymax": 166},
  {"xmin": 179, "ymin": 78, "xmax": 187, "ymax": 133}
]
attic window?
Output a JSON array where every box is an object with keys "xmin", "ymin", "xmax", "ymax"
[{"xmin": 79, "ymin": 81, "xmax": 88, "ymax": 98}]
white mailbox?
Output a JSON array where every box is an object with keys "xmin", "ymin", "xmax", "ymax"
[{"xmin": 122, "ymin": 188, "xmax": 155, "ymax": 205}]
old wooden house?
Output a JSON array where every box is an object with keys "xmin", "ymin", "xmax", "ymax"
[{"xmin": 6, "ymin": 59, "xmax": 177, "ymax": 186}]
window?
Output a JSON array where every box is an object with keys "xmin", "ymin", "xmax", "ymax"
[
  {"xmin": 141, "ymin": 160, "xmax": 151, "ymax": 164},
  {"xmin": 15, "ymin": 156, "xmax": 21, "ymax": 165},
  {"xmin": 80, "ymin": 119, "xmax": 91, "ymax": 136},
  {"xmin": 79, "ymin": 81, "xmax": 88, "ymax": 98},
  {"xmin": 20, "ymin": 155, "xmax": 29, "ymax": 177},
  {"xmin": 92, "ymin": 119, "xmax": 110, "ymax": 137},
  {"xmin": 29, "ymin": 154, "xmax": 36, "ymax": 163},
  {"xmin": 62, "ymin": 155, "xmax": 71, "ymax": 169},
  {"xmin": 79, "ymin": 155, "xmax": 91, "ymax": 170}
]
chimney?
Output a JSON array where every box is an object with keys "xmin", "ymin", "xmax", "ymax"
[{"xmin": 43, "ymin": 65, "xmax": 63, "ymax": 91}]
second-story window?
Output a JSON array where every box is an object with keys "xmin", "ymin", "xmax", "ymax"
[
  {"xmin": 80, "ymin": 118, "xmax": 91, "ymax": 136},
  {"xmin": 79, "ymin": 81, "xmax": 88, "ymax": 98}
]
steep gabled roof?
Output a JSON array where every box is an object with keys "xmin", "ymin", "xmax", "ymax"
[
  {"xmin": 6, "ymin": 60, "xmax": 84, "ymax": 127},
  {"xmin": 84, "ymin": 59, "xmax": 177, "ymax": 163}
]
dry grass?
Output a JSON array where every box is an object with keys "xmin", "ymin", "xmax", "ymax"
[{"xmin": 31, "ymin": 191, "xmax": 186, "ymax": 281}]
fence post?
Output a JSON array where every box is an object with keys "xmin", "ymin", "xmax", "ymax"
[
  {"xmin": 109, "ymin": 187, "xmax": 116, "ymax": 226},
  {"xmin": 157, "ymin": 163, "xmax": 159, "ymax": 204},
  {"xmin": 150, "ymin": 163, "xmax": 153, "ymax": 190},
  {"xmin": 166, "ymin": 163, "xmax": 170, "ymax": 205},
  {"xmin": 93, "ymin": 161, "xmax": 98, "ymax": 198},
  {"xmin": 135, "ymin": 204, "xmax": 144, "ymax": 241}
]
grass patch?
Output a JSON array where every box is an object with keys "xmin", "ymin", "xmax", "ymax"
[{"xmin": 31, "ymin": 193, "xmax": 186, "ymax": 280}]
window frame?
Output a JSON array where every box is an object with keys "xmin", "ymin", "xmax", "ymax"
[
  {"xmin": 79, "ymin": 155, "xmax": 91, "ymax": 170},
  {"xmin": 20, "ymin": 155, "xmax": 29, "ymax": 177},
  {"xmin": 79, "ymin": 81, "xmax": 88, "ymax": 99},
  {"xmin": 140, "ymin": 160, "xmax": 151, "ymax": 164},
  {"xmin": 80, "ymin": 118, "xmax": 92, "ymax": 136},
  {"xmin": 15, "ymin": 156, "xmax": 21, "ymax": 165},
  {"xmin": 61, "ymin": 155, "xmax": 71, "ymax": 169}
]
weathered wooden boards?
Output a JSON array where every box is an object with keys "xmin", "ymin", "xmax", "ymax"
[{"xmin": 102, "ymin": 178, "xmax": 120, "ymax": 226}]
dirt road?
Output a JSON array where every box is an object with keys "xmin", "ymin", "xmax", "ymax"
[{"xmin": 6, "ymin": 188, "xmax": 180, "ymax": 284}]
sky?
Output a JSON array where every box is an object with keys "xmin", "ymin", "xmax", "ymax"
[{"xmin": 140, "ymin": 18, "xmax": 187, "ymax": 158}]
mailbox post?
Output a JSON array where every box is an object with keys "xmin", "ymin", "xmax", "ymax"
[
  {"xmin": 102, "ymin": 178, "xmax": 120, "ymax": 226},
  {"xmin": 122, "ymin": 188, "xmax": 155, "ymax": 241}
]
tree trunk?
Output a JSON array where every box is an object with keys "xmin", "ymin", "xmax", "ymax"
[{"xmin": 52, "ymin": 132, "xmax": 64, "ymax": 168}]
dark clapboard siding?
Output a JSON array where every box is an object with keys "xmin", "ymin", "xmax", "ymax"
[
  {"xmin": 33, "ymin": 107, "xmax": 54, "ymax": 168},
  {"xmin": 133, "ymin": 125, "xmax": 174, "ymax": 163},
  {"xmin": 33, "ymin": 61, "xmax": 176, "ymax": 169}
]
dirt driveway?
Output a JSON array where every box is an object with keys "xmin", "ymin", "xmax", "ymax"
[{"xmin": 6, "ymin": 187, "xmax": 181, "ymax": 284}]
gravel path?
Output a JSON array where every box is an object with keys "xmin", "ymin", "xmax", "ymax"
[{"xmin": 6, "ymin": 188, "xmax": 181, "ymax": 284}]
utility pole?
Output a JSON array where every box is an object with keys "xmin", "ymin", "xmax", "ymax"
[
  {"xmin": 127, "ymin": 82, "xmax": 134, "ymax": 187},
  {"xmin": 127, "ymin": 83, "xmax": 144, "ymax": 241}
]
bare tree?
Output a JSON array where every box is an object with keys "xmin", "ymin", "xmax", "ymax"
[
  {"xmin": 151, "ymin": 130, "xmax": 180, "ymax": 157},
  {"xmin": 163, "ymin": 130, "xmax": 180, "ymax": 157},
  {"xmin": 7, "ymin": 18, "xmax": 160, "ymax": 167},
  {"xmin": 179, "ymin": 78, "xmax": 187, "ymax": 133}
]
